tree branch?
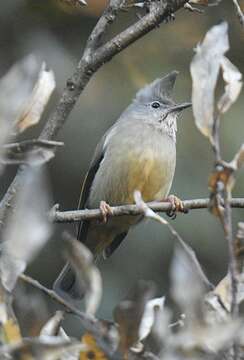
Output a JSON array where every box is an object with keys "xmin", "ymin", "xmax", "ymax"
[
  {"xmin": 19, "ymin": 274, "xmax": 97, "ymax": 329},
  {"xmin": 19, "ymin": 274, "xmax": 116, "ymax": 358},
  {"xmin": 232, "ymin": 0, "xmax": 244, "ymax": 27},
  {"xmin": 0, "ymin": 0, "xmax": 188, "ymax": 226},
  {"xmin": 51, "ymin": 197, "xmax": 244, "ymax": 223},
  {"xmin": 39, "ymin": 0, "xmax": 187, "ymax": 141}
]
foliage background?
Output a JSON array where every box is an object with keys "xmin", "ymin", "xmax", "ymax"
[{"xmin": 1, "ymin": 0, "xmax": 244, "ymax": 336}]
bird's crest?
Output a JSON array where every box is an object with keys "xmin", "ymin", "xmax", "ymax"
[{"xmin": 135, "ymin": 71, "xmax": 178, "ymax": 104}]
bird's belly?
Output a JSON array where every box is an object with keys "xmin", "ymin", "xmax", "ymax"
[
  {"xmin": 88, "ymin": 142, "xmax": 176, "ymax": 208},
  {"xmin": 125, "ymin": 148, "xmax": 175, "ymax": 203}
]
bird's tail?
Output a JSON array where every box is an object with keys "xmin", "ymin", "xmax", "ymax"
[{"xmin": 53, "ymin": 262, "xmax": 84, "ymax": 301}]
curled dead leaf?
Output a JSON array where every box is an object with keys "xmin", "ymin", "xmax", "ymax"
[
  {"xmin": 16, "ymin": 63, "xmax": 55, "ymax": 133},
  {"xmin": 218, "ymin": 56, "xmax": 243, "ymax": 114},
  {"xmin": 190, "ymin": 22, "xmax": 229, "ymax": 139},
  {"xmin": 138, "ymin": 296, "xmax": 165, "ymax": 342}
]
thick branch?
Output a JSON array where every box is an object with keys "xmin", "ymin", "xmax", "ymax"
[
  {"xmin": 51, "ymin": 197, "xmax": 244, "ymax": 223},
  {"xmin": 84, "ymin": 0, "xmax": 125, "ymax": 55},
  {"xmin": 40, "ymin": 0, "xmax": 187, "ymax": 141}
]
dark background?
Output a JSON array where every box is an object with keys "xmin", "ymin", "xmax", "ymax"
[{"xmin": 1, "ymin": 0, "xmax": 244, "ymax": 335}]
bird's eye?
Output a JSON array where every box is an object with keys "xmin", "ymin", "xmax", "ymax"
[{"xmin": 151, "ymin": 101, "xmax": 161, "ymax": 109}]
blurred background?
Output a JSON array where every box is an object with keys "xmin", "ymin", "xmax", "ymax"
[{"xmin": 1, "ymin": 0, "xmax": 244, "ymax": 336}]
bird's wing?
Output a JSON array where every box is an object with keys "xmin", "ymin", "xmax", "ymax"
[{"xmin": 77, "ymin": 133, "xmax": 107, "ymax": 242}]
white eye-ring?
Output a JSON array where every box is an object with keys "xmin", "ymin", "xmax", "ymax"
[{"xmin": 151, "ymin": 101, "xmax": 161, "ymax": 109}]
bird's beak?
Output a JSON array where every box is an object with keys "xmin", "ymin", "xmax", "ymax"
[{"xmin": 166, "ymin": 102, "xmax": 192, "ymax": 114}]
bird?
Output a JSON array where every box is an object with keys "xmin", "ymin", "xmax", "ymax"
[{"xmin": 54, "ymin": 71, "xmax": 191, "ymax": 300}]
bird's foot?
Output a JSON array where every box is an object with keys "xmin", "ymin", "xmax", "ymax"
[
  {"xmin": 99, "ymin": 201, "xmax": 113, "ymax": 223},
  {"xmin": 163, "ymin": 195, "xmax": 188, "ymax": 219}
]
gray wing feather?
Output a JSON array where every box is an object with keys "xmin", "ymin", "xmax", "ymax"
[{"xmin": 77, "ymin": 134, "xmax": 107, "ymax": 242}]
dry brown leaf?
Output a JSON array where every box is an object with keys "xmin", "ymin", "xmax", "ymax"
[
  {"xmin": 218, "ymin": 56, "xmax": 243, "ymax": 114},
  {"xmin": 190, "ymin": 22, "xmax": 229, "ymax": 139},
  {"xmin": 208, "ymin": 163, "xmax": 235, "ymax": 217},
  {"xmin": 80, "ymin": 333, "xmax": 107, "ymax": 360},
  {"xmin": 0, "ymin": 285, "xmax": 22, "ymax": 345},
  {"xmin": 16, "ymin": 63, "xmax": 55, "ymax": 133}
]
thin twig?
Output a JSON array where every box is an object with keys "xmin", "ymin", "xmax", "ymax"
[
  {"xmin": 84, "ymin": 0, "xmax": 126, "ymax": 56},
  {"xmin": 224, "ymin": 193, "xmax": 239, "ymax": 316},
  {"xmin": 0, "ymin": 0, "xmax": 188, "ymax": 226},
  {"xmin": 2, "ymin": 139, "xmax": 63, "ymax": 152},
  {"xmin": 19, "ymin": 274, "xmax": 97, "ymax": 329},
  {"xmin": 212, "ymin": 114, "xmax": 221, "ymax": 163},
  {"xmin": 211, "ymin": 109, "xmax": 239, "ymax": 357},
  {"xmin": 134, "ymin": 191, "xmax": 214, "ymax": 290},
  {"xmin": 51, "ymin": 198, "xmax": 244, "ymax": 223},
  {"xmin": 232, "ymin": 0, "xmax": 244, "ymax": 27},
  {"xmin": 19, "ymin": 274, "xmax": 119, "ymax": 359}
]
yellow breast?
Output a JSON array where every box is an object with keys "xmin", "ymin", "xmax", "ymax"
[{"xmin": 126, "ymin": 148, "xmax": 174, "ymax": 203}]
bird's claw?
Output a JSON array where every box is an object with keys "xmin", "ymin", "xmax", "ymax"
[
  {"xmin": 164, "ymin": 195, "xmax": 188, "ymax": 219},
  {"xmin": 99, "ymin": 201, "xmax": 113, "ymax": 223}
]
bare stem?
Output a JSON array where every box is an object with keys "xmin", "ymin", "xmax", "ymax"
[
  {"xmin": 232, "ymin": 0, "xmax": 244, "ymax": 27},
  {"xmin": 212, "ymin": 110, "xmax": 239, "ymax": 358},
  {"xmin": 212, "ymin": 115, "xmax": 221, "ymax": 163},
  {"xmin": 224, "ymin": 193, "xmax": 239, "ymax": 316},
  {"xmin": 19, "ymin": 274, "xmax": 118, "ymax": 358},
  {"xmin": 19, "ymin": 274, "xmax": 99, "ymax": 332}
]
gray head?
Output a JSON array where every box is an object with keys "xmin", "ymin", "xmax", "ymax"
[{"xmin": 122, "ymin": 71, "xmax": 191, "ymax": 141}]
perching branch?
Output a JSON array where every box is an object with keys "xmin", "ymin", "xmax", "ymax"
[
  {"xmin": 51, "ymin": 197, "xmax": 244, "ymax": 223},
  {"xmin": 0, "ymin": 0, "xmax": 188, "ymax": 225}
]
